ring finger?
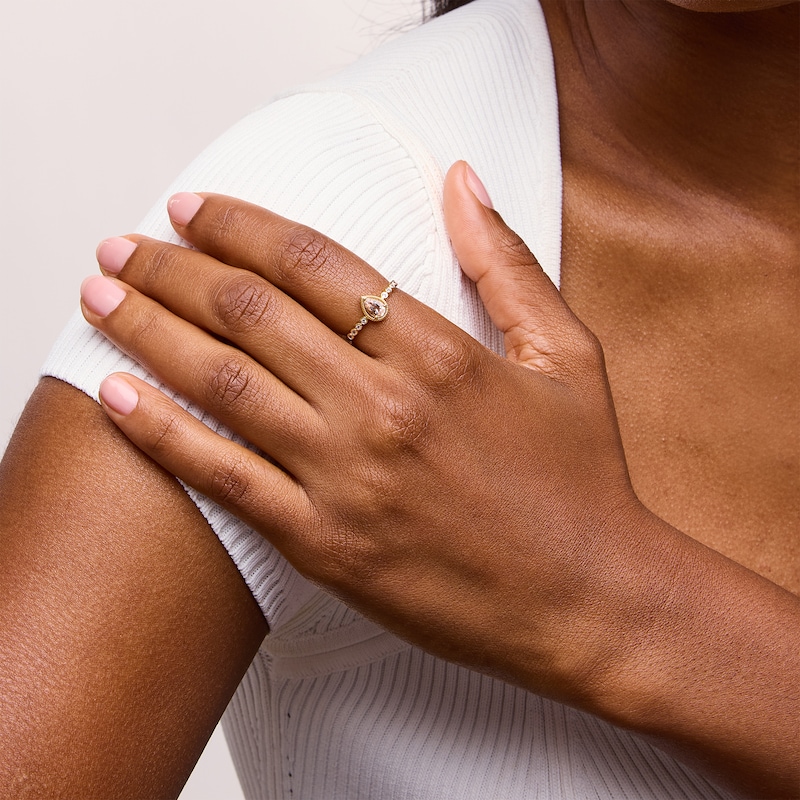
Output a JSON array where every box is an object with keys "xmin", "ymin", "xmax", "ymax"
[{"xmin": 165, "ymin": 192, "xmax": 422, "ymax": 358}]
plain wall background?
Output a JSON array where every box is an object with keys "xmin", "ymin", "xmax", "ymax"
[{"xmin": 0, "ymin": 1, "xmax": 420, "ymax": 797}]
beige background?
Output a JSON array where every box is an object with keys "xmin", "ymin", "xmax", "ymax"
[{"xmin": 0, "ymin": 1, "xmax": 420, "ymax": 796}]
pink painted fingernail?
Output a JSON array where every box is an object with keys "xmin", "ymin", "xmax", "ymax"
[
  {"xmin": 100, "ymin": 375, "xmax": 139, "ymax": 415},
  {"xmin": 464, "ymin": 163, "xmax": 494, "ymax": 210},
  {"xmin": 168, "ymin": 192, "xmax": 204, "ymax": 226},
  {"xmin": 96, "ymin": 236, "xmax": 137, "ymax": 274},
  {"xmin": 80, "ymin": 275, "xmax": 126, "ymax": 317}
]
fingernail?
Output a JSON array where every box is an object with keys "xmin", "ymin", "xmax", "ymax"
[
  {"xmin": 168, "ymin": 192, "xmax": 204, "ymax": 226},
  {"xmin": 96, "ymin": 236, "xmax": 137, "ymax": 274},
  {"xmin": 80, "ymin": 275, "xmax": 126, "ymax": 317},
  {"xmin": 100, "ymin": 375, "xmax": 139, "ymax": 415},
  {"xmin": 464, "ymin": 163, "xmax": 494, "ymax": 210}
]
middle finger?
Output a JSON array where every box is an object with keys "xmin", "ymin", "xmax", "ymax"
[{"xmin": 97, "ymin": 235, "xmax": 363, "ymax": 401}]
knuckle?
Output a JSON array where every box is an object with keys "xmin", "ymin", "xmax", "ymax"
[
  {"xmin": 505, "ymin": 323, "xmax": 562, "ymax": 373},
  {"xmin": 275, "ymin": 226, "xmax": 337, "ymax": 285},
  {"xmin": 571, "ymin": 326, "xmax": 605, "ymax": 369},
  {"xmin": 207, "ymin": 454, "xmax": 253, "ymax": 506},
  {"xmin": 414, "ymin": 326, "xmax": 481, "ymax": 393},
  {"xmin": 493, "ymin": 228, "xmax": 535, "ymax": 268},
  {"xmin": 126, "ymin": 304, "xmax": 165, "ymax": 352},
  {"xmin": 202, "ymin": 353, "xmax": 256, "ymax": 416},
  {"xmin": 214, "ymin": 276, "xmax": 277, "ymax": 334},
  {"xmin": 137, "ymin": 243, "xmax": 175, "ymax": 290},
  {"xmin": 142, "ymin": 409, "xmax": 185, "ymax": 458},
  {"xmin": 371, "ymin": 388, "xmax": 430, "ymax": 453},
  {"xmin": 207, "ymin": 203, "xmax": 249, "ymax": 249}
]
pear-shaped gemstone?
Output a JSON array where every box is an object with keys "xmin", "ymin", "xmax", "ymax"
[{"xmin": 361, "ymin": 295, "xmax": 389, "ymax": 321}]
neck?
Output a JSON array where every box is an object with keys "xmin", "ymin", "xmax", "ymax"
[{"xmin": 543, "ymin": 0, "xmax": 799, "ymax": 217}]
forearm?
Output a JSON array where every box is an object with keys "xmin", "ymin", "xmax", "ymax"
[
  {"xmin": 585, "ymin": 510, "xmax": 799, "ymax": 798},
  {"xmin": 0, "ymin": 379, "xmax": 267, "ymax": 798}
]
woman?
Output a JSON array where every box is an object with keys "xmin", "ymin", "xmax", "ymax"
[{"xmin": 1, "ymin": 0, "xmax": 797, "ymax": 797}]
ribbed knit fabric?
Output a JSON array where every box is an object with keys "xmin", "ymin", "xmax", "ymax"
[{"xmin": 42, "ymin": 1, "xmax": 738, "ymax": 797}]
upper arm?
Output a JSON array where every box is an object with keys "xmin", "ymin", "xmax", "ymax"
[{"xmin": 0, "ymin": 377, "xmax": 267, "ymax": 798}]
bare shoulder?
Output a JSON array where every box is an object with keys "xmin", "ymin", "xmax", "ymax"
[{"xmin": 0, "ymin": 377, "xmax": 266, "ymax": 798}]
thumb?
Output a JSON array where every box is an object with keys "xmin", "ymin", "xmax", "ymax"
[{"xmin": 443, "ymin": 161, "xmax": 579, "ymax": 370}]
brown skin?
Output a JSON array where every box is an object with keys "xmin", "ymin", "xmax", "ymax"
[
  {"xmin": 544, "ymin": 0, "xmax": 800, "ymax": 786},
  {"xmin": 0, "ymin": 381, "xmax": 267, "ymax": 797},
  {"xmin": 1, "ymin": 1, "xmax": 797, "ymax": 798},
  {"xmin": 546, "ymin": 0, "xmax": 800, "ymax": 593}
]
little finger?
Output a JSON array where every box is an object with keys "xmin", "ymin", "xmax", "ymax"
[{"xmin": 98, "ymin": 372, "xmax": 313, "ymax": 552}]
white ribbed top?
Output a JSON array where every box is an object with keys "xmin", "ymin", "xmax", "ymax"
[{"xmin": 42, "ymin": 0, "xmax": 737, "ymax": 797}]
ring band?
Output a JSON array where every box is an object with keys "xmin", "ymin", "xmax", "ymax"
[{"xmin": 347, "ymin": 281, "xmax": 398, "ymax": 342}]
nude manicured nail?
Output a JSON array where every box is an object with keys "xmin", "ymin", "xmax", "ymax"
[
  {"xmin": 168, "ymin": 192, "xmax": 204, "ymax": 226},
  {"xmin": 80, "ymin": 275, "xmax": 126, "ymax": 317},
  {"xmin": 96, "ymin": 237, "xmax": 137, "ymax": 274},
  {"xmin": 464, "ymin": 163, "xmax": 494, "ymax": 210},
  {"xmin": 100, "ymin": 375, "xmax": 139, "ymax": 416}
]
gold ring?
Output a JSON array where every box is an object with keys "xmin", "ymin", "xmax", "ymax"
[{"xmin": 347, "ymin": 281, "xmax": 398, "ymax": 342}]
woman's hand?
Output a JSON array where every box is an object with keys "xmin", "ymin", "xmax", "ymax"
[
  {"xmin": 80, "ymin": 162, "xmax": 649, "ymax": 705},
  {"xmin": 80, "ymin": 162, "xmax": 800, "ymax": 794}
]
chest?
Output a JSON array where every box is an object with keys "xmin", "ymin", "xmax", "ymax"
[{"xmin": 558, "ymin": 174, "xmax": 799, "ymax": 592}]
